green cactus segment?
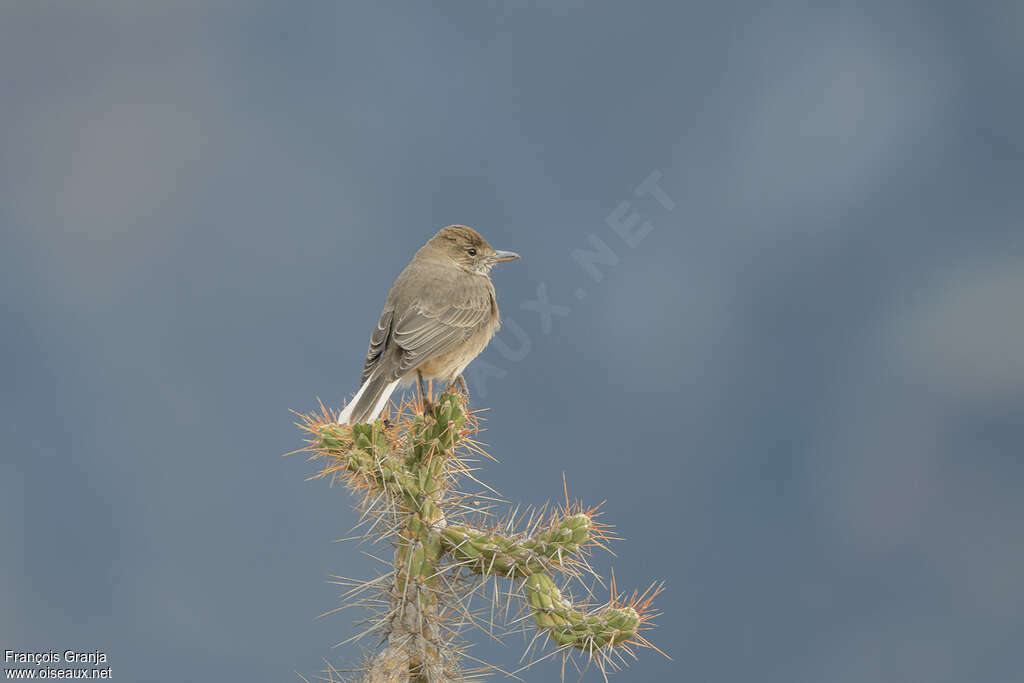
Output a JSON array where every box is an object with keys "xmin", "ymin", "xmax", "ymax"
[
  {"xmin": 313, "ymin": 394, "xmax": 466, "ymax": 499},
  {"xmin": 409, "ymin": 394, "xmax": 466, "ymax": 464},
  {"xmin": 525, "ymin": 573, "xmax": 641, "ymax": 650},
  {"xmin": 316, "ymin": 421, "xmax": 417, "ymax": 492},
  {"xmin": 389, "ymin": 400, "xmax": 468, "ymax": 635},
  {"xmin": 441, "ymin": 513, "xmax": 591, "ymax": 577}
]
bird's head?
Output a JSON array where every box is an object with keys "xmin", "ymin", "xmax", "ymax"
[{"xmin": 426, "ymin": 225, "xmax": 520, "ymax": 275}]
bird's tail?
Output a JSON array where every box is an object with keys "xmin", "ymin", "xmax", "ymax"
[{"xmin": 337, "ymin": 372, "xmax": 401, "ymax": 426}]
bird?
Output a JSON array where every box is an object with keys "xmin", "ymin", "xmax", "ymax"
[{"xmin": 337, "ymin": 225, "xmax": 520, "ymax": 426}]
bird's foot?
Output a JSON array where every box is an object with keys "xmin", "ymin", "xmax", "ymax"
[{"xmin": 444, "ymin": 375, "xmax": 469, "ymax": 410}]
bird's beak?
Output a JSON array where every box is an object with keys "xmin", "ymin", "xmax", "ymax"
[{"xmin": 489, "ymin": 249, "xmax": 520, "ymax": 263}]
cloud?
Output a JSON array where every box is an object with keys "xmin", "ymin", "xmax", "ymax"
[
  {"xmin": 890, "ymin": 256, "xmax": 1024, "ymax": 399},
  {"xmin": 724, "ymin": 12, "xmax": 954, "ymax": 224},
  {"xmin": 4, "ymin": 24, "xmax": 227, "ymax": 311}
]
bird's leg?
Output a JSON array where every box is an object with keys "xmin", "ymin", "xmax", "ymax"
[{"xmin": 417, "ymin": 370, "xmax": 433, "ymax": 417}]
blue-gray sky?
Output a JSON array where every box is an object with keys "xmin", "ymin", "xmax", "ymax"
[{"xmin": 2, "ymin": 2, "xmax": 1023, "ymax": 681}]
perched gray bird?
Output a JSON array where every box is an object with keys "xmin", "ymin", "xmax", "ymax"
[{"xmin": 337, "ymin": 225, "xmax": 520, "ymax": 425}]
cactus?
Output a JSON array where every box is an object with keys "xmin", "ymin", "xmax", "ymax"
[{"xmin": 295, "ymin": 392, "xmax": 664, "ymax": 681}]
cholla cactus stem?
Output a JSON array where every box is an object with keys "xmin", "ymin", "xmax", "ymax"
[{"xmin": 296, "ymin": 394, "xmax": 664, "ymax": 681}]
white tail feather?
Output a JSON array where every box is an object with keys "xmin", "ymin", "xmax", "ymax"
[{"xmin": 337, "ymin": 377, "xmax": 401, "ymax": 425}]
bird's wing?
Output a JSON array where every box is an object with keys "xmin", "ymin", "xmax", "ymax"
[
  {"xmin": 361, "ymin": 307, "xmax": 394, "ymax": 385},
  {"xmin": 386, "ymin": 280, "xmax": 494, "ymax": 380}
]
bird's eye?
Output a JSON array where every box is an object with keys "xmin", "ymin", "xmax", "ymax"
[{"xmin": 467, "ymin": 248, "xmax": 477, "ymax": 256}]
